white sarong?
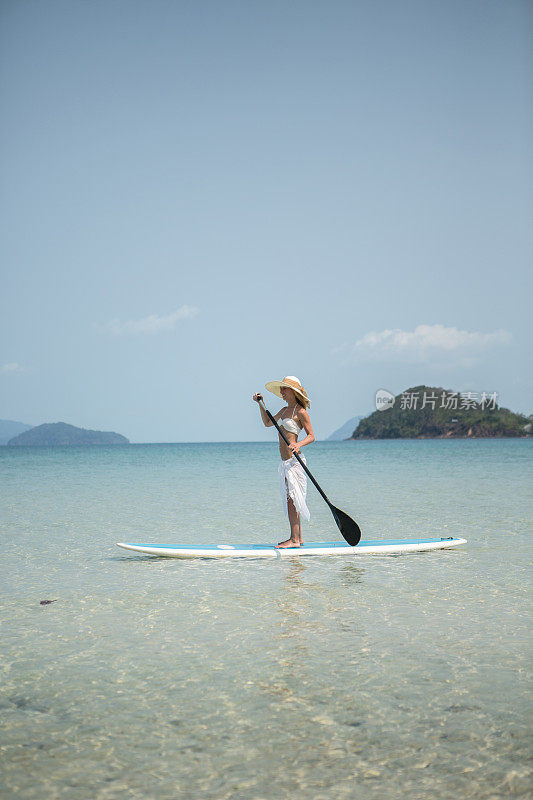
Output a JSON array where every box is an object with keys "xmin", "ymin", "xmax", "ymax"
[{"xmin": 279, "ymin": 455, "xmax": 310, "ymax": 521}]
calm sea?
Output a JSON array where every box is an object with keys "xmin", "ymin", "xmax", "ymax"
[{"xmin": 1, "ymin": 440, "xmax": 531, "ymax": 799}]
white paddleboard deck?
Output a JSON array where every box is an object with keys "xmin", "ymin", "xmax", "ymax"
[{"xmin": 116, "ymin": 537, "xmax": 467, "ymax": 559}]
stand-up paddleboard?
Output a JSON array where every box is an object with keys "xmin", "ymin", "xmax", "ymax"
[{"xmin": 116, "ymin": 537, "xmax": 466, "ymax": 559}]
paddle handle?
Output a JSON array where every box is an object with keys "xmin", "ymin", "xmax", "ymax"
[{"xmin": 259, "ymin": 400, "xmax": 331, "ymax": 506}]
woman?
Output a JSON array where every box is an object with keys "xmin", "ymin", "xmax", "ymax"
[{"xmin": 253, "ymin": 376, "xmax": 315, "ymax": 548}]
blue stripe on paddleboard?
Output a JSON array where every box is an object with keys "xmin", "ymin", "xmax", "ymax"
[{"xmin": 120, "ymin": 537, "xmax": 459, "ymax": 550}]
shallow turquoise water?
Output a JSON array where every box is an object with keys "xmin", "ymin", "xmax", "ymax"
[{"xmin": 1, "ymin": 440, "xmax": 531, "ymax": 799}]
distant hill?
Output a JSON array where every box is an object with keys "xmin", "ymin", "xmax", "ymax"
[
  {"xmin": 0, "ymin": 419, "xmax": 34, "ymax": 445},
  {"xmin": 7, "ymin": 422, "xmax": 130, "ymax": 446},
  {"xmin": 351, "ymin": 386, "xmax": 532, "ymax": 439},
  {"xmin": 327, "ymin": 415, "xmax": 367, "ymax": 441}
]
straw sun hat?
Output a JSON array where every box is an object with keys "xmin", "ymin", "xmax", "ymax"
[{"xmin": 265, "ymin": 376, "xmax": 310, "ymax": 407}]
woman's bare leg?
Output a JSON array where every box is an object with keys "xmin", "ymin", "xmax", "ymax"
[
  {"xmin": 277, "ymin": 489, "xmax": 303, "ymax": 547},
  {"xmin": 288, "ymin": 495, "xmax": 303, "ymax": 544}
]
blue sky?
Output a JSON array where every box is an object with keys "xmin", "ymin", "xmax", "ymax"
[{"xmin": 1, "ymin": 0, "xmax": 531, "ymax": 442}]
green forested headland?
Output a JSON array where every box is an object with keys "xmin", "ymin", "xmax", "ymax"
[{"xmin": 352, "ymin": 386, "xmax": 531, "ymax": 439}]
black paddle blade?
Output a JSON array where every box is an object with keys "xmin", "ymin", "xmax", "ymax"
[{"xmin": 329, "ymin": 504, "xmax": 361, "ymax": 546}]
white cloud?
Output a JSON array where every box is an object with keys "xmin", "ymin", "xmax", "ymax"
[
  {"xmin": 2, "ymin": 362, "xmax": 25, "ymax": 373},
  {"xmin": 102, "ymin": 305, "xmax": 199, "ymax": 335},
  {"xmin": 337, "ymin": 324, "xmax": 512, "ymax": 364}
]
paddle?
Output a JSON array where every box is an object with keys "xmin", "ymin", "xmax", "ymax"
[{"xmin": 259, "ymin": 399, "xmax": 361, "ymax": 546}]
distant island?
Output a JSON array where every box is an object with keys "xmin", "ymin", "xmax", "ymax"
[
  {"xmin": 0, "ymin": 419, "xmax": 34, "ymax": 445},
  {"xmin": 7, "ymin": 422, "xmax": 130, "ymax": 446},
  {"xmin": 327, "ymin": 415, "xmax": 367, "ymax": 441},
  {"xmin": 351, "ymin": 386, "xmax": 532, "ymax": 439}
]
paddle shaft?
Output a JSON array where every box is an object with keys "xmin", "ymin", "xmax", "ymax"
[{"xmin": 259, "ymin": 400, "xmax": 331, "ymax": 507}]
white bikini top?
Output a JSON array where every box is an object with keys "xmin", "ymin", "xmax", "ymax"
[{"xmin": 278, "ymin": 406, "xmax": 301, "ymax": 434}]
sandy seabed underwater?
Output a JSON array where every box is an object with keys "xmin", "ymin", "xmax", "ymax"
[{"xmin": 1, "ymin": 439, "xmax": 531, "ymax": 799}]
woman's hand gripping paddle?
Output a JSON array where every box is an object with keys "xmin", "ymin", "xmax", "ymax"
[{"xmin": 259, "ymin": 399, "xmax": 361, "ymax": 546}]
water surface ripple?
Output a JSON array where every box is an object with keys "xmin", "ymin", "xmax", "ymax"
[{"xmin": 1, "ymin": 441, "xmax": 531, "ymax": 798}]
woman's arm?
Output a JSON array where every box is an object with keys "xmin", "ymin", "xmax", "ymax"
[
  {"xmin": 253, "ymin": 393, "xmax": 281, "ymax": 427},
  {"xmin": 290, "ymin": 408, "xmax": 315, "ymax": 453}
]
